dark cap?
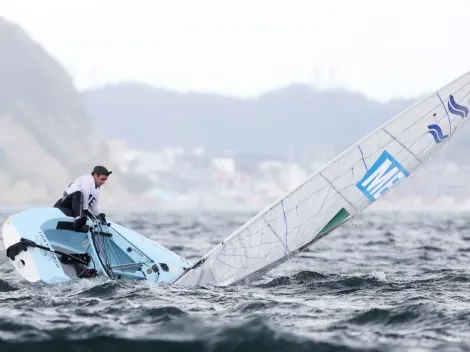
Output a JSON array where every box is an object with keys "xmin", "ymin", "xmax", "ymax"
[{"xmin": 92, "ymin": 165, "xmax": 112, "ymax": 176}]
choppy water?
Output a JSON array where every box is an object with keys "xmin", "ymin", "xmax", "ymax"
[{"xmin": 0, "ymin": 209, "xmax": 470, "ymax": 351}]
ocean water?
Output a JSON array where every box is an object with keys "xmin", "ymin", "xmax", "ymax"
[{"xmin": 0, "ymin": 209, "xmax": 469, "ymax": 351}]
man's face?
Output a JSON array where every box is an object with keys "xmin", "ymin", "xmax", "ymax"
[{"xmin": 93, "ymin": 174, "xmax": 108, "ymax": 187}]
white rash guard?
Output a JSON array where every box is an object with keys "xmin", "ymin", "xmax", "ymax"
[{"xmin": 64, "ymin": 174, "xmax": 101, "ymax": 216}]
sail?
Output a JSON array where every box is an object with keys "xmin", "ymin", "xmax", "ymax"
[{"xmin": 174, "ymin": 70, "xmax": 470, "ymax": 287}]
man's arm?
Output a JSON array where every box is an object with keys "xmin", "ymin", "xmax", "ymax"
[
  {"xmin": 90, "ymin": 198, "xmax": 101, "ymax": 217},
  {"xmin": 93, "ymin": 200, "xmax": 108, "ymax": 225},
  {"xmin": 80, "ymin": 177, "xmax": 94, "ymax": 213}
]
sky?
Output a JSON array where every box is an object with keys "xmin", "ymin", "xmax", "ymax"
[{"xmin": 1, "ymin": 0, "xmax": 470, "ymax": 102}]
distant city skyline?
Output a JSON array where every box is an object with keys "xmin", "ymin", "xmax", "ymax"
[{"xmin": 2, "ymin": 0, "xmax": 470, "ymax": 102}]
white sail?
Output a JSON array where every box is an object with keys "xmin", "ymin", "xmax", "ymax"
[{"xmin": 175, "ymin": 70, "xmax": 470, "ymax": 287}]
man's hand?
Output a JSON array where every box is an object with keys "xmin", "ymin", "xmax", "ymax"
[
  {"xmin": 83, "ymin": 209, "xmax": 94, "ymax": 219},
  {"xmin": 98, "ymin": 213, "xmax": 109, "ymax": 226}
]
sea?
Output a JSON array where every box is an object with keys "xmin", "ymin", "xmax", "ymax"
[{"xmin": 0, "ymin": 209, "xmax": 469, "ymax": 351}]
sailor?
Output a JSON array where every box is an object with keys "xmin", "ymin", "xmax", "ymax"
[{"xmin": 53, "ymin": 165, "xmax": 111, "ymax": 230}]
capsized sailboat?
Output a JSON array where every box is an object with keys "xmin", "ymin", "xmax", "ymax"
[
  {"xmin": 173, "ymin": 69, "xmax": 470, "ymax": 287},
  {"xmin": 2, "ymin": 70, "xmax": 470, "ymax": 287}
]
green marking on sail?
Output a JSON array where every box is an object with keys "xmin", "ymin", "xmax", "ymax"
[{"xmin": 316, "ymin": 208, "xmax": 350, "ymax": 237}]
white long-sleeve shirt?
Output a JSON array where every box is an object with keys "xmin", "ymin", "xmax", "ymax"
[{"xmin": 64, "ymin": 174, "xmax": 101, "ymax": 216}]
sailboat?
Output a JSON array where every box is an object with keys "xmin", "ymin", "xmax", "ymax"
[{"xmin": 2, "ymin": 69, "xmax": 470, "ymax": 286}]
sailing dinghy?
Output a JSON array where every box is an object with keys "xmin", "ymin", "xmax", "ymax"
[
  {"xmin": 174, "ymin": 69, "xmax": 470, "ymax": 287},
  {"xmin": 2, "ymin": 70, "xmax": 470, "ymax": 287}
]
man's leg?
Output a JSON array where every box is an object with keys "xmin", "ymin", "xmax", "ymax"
[
  {"xmin": 54, "ymin": 192, "xmax": 88, "ymax": 231},
  {"xmin": 69, "ymin": 191, "xmax": 84, "ymax": 219},
  {"xmin": 54, "ymin": 197, "xmax": 73, "ymax": 217},
  {"xmin": 55, "ymin": 191, "xmax": 83, "ymax": 218}
]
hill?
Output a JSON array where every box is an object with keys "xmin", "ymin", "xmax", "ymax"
[
  {"xmin": 0, "ymin": 17, "xmax": 131, "ymax": 205},
  {"xmin": 83, "ymin": 82, "xmax": 418, "ymax": 159}
]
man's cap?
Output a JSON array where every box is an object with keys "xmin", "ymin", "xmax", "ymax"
[{"xmin": 93, "ymin": 165, "xmax": 112, "ymax": 176}]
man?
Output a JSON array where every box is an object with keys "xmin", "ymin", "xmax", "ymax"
[{"xmin": 54, "ymin": 165, "xmax": 112, "ymax": 230}]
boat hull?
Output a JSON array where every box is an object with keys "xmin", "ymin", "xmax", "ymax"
[{"xmin": 1, "ymin": 207, "xmax": 191, "ymax": 285}]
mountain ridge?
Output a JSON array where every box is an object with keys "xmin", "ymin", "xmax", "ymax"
[{"xmin": 82, "ymin": 80, "xmax": 421, "ymax": 160}]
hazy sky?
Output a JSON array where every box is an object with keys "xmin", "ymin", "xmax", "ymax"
[{"xmin": 1, "ymin": 0, "xmax": 469, "ymax": 102}]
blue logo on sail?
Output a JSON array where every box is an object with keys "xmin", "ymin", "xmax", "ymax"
[
  {"xmin": 448, "ymin": 94, "xmax": 468, "ymax": 118},
  {"xmin": 356, "ymin": 150, "xmax": 410, "ymax": 202},
  {"xmin": 427, "ymin": 124, "xmax": 448, "ymax": 143}
]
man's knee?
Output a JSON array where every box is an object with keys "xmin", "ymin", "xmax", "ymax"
[{"xmin": 53, "ymin": 198, "xmax": 62, "ymax": 208}]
